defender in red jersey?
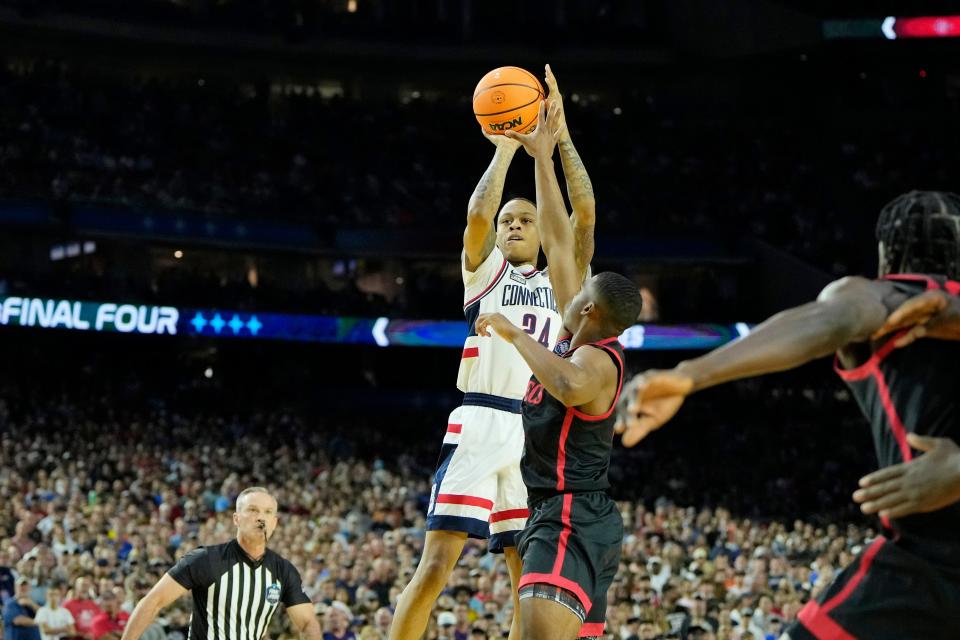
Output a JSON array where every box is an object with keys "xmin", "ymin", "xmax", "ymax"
[
  {"xmin": 478, "ymin": 99, "xmax": 642, "ymax": 640},
  {"xmin": 618, "ymin": 191, "xmax": 960, "ymax": 640},
  {"xmin": 391, "ymin": 66, "xmax": 597, "ymax": 640}
]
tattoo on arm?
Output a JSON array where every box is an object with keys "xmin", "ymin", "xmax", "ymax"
[
  {"xmin": 469, "ymin": 150, "xmax": 514, "ymax": 219},
  {"xmin": 558, "ymin": 139, "xmax": 594, "ymax": 203},
  {"xmin": 558, "ymin": 139, "xmax": 595, "ymax": 277},
  {"xmin": 465, "ymin": 148, "xmax": 515, "ymax": 268}
]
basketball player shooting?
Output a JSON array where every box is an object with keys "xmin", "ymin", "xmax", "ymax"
[
  {"xmin": 618, "ymin": 191, "xmax": 960, "ymax": 639},
  {"xmin": 390, "ymin": 66, "xmax": 596, "ymax": 640},
  {"xmin": 477, "ymin": 98, "xmax": 642, "ymax": 640}
]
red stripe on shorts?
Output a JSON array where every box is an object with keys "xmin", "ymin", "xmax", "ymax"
[
  {"xmin": 797, "ymin": 537, "xmax": 885, "ymax": 640},
  {"xmin": 436, "ymin": 494, "xmax": 494, "ymax": 510},
  {"xmin": 489, "ymin": 509, "xmax": 529, "ymax": 523},
  {"xmin": 579, "ymin": 622, "xmax": 605, "ymax": 637}
]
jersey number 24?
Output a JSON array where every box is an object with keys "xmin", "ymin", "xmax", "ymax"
[{"xmin": 522, "ymin": 314, "xmax": 552, "ymax": 347}]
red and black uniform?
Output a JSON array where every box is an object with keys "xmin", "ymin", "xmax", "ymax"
[
  {"xmin": 789, "ymin": 274, "xmax": 960, "ymax": 640},
  {"xmin": 516, "ymin": 337, "xmax": 625, "ymax": 639}
]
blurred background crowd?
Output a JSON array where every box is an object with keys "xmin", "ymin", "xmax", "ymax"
[{"xmin": 0, "ymin": 337, "xmax": 877, "ymax": 640}]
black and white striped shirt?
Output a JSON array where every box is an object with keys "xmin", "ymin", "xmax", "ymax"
[{"xmin": 168, "ymin": 541, "xmax": 310, "ymax": 640}]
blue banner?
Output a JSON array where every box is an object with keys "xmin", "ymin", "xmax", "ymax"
[{"xmin": 0, "ymin": 296, "xmax": 751, "ymax": 349}]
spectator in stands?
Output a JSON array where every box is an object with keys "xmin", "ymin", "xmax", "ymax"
[
  {"xmin": 11, "ymin": 524, "xmax": 35, "ymax": 559},
  {"xmin": 323, "ymin": 601, "xmax": 355, "ymax": 640},
  {"xmin": 3, "ymin": 578, "xmax": 41, "ymax": 640},
  {"xmin": 0, "ymin": 549, "xmax": 16, "ymax": 604},
  {"xmin": 62, "ymin": 578, "xmax": 100, "ymax": 640},
  {"xmin": 35, "ymin": 585, "xmax": 75, "ymax": 640},
  {"xmin": 88, "ymin": 590, "xmax": 128, "ymax": 640}
]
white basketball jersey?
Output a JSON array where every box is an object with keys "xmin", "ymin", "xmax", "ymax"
[{"xmin": 458, "ymin": 246, "xmax": 563, "ymax": 399}]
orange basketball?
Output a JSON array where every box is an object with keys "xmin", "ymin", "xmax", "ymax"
[{"xmin": 473, "ymin": 66, "xmax": 544, "ymax": 135}]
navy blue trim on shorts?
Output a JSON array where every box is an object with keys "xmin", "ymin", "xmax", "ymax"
[
  {"xmin": 488, "ymin": 530, "xmax": 518, "ymax": 554},
  {"xmin": 426, "ymin": 514, "xmax": 490, "ymax": 539},
  {"xmin": 429, "ymin": 443, "xmax": 457, "ymax": 517},
  {"xmin": 463, "ymin": 392, "xmax": 522, "ymax": 414}
]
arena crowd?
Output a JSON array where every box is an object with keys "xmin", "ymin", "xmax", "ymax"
[{"xmin": 0, "ymin": 365, "xmax": 880, "ymax": 640}]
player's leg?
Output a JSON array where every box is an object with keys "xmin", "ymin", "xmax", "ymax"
[
  {"xmin": 576, "ymin": 492, "xmax": 623, "ymax": 640},
  {"xmin": 503, "ymin": 546, "xmax": 523, "ymax": 640},
  {"xmin": 390, "ymin": 529, "xmax": 467, "ymax": 640},
  {"xmin": 392, "ymin": 406, "xmax": 497, "ymax": 639},
  {"xmin": 518, "ymin": 591, "xmax": 582, "ymax": 640},
  {"xmin": 514, "ymin": 494, "xmax": 597, "ymax": 640},
  {"xmin": 490, "ymin": 423, "xmax": 530, "ymax": 640}
]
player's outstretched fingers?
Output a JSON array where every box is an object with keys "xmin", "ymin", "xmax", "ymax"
[
  {"xmin": 893, "ymin": 325, "xmax": 927, "ymax": 348},
  {"xmin": 621, "ymin": 416, "xmax": 657, "ymax": 448},
  {"xmin": 871, "ymin": 290, "xmax": 947, "ymax": 341},
  {"xmin": 545, "ymin": 63, "xmax": 559, "ymax": 95},
  {"xmin": 475, "ymin": 315, "xmax": 491, "ymax": 337},
  {"xmin": 860, "ymin": 490, "xmax": 909, "ymax": 516},
  {"xmin": 906, "ymin": 432, "xmax": 946, "ymax": 452},
  {"xmin": 857, "ymin": 463, "xmax": 907, "ymax": 489},
  {"xmin": 546, "ymin": 101, "xmax": 565, "ymax": 140},
  {"xmin": 853, "ymin": 478, "xmax": 902, "ymax": 510}
]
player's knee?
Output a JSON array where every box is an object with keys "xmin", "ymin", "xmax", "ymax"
[{"xmin": 409, "ymin": 554, "xmax": 452, "ymax": 590}]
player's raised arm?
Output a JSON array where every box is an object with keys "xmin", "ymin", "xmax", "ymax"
[
  {"xmin": 545, "ymin": 64, "xmax": 596, "ymax": 281},
  {"xmin": 617, "ymin": 276, "xmax": 893, "ymax": 446},
  {"xmin": 463, "ymin": 132, "xmax": 522, "ymax": 271},
  {"xmin": 506, "ymin": 100, "xmax": 580, "ymax": 315}
]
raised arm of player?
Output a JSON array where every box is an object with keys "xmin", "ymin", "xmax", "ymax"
[
  {"xmin": 476, "ymin": 312, "xmax": 615, "ymax": 408},
  {"xmin": 463, "ymin": 133, "xmax": 522, "ymax": 271},
  {"xmin": 616, "ymin": 276, "xmax": 893, "ymax": 446},
  {"xmin": 545, "ymin": 64, "xmax": 596, "ymax": 281},
  {"xmin": 120, "ymin": 574, "xmax": 187, "ymax": 640},
  {"xmin": 506, "ymin": 100, "xmax": 581, "ymax": 315}
]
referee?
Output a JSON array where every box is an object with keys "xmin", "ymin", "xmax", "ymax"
[{"xmin": 121, "ymin": 487, "xmax": 321, "ymax": 640}]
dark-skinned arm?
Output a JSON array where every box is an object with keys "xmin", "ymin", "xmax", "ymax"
[
  {"xmin": 544, "ymin": 64, "xmax": 596, "ymax": 280},
  {"xmin": 476, "ymin": 313, "xmax": 611, "ymax": 407},
  {"xmin": 680, "ymin": 276, "xmax": 890, "ymax": 391},
  {"xmin": 505, "ymin": 100, "xmax": 581, "ymax": 315},
  {"xmin": 534, "ymin": 155, "xmax": 581, "ymax": 316},
  {"xmin": 616, "ymin": 277, "xmax": 892, "ymax": 446}
]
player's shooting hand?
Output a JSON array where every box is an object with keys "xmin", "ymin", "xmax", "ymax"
[
  {"xmin": 614, "ymin": 369, "xmax": 694, "ymax": 447},
  {"xmin": 871, "ymin": 289, "xmax": 951, "ymax": 348},
  {"xmin": 853, "ymin": 434, "xmax": 960, "ymax": 519},
  {"xmin": 543, "ymin": 64, "xmax": 569, "ymax": 139},
  {"xmin": 476, "ymin": 313, "xmax": 521, "ymax": 343},
  {"xmin": 482, "ymin": 128, "xmax": 522, "ymax": 152},
  {"xmin": 504, "ymin": 100, "xmax": 563, "ymax": 159}
]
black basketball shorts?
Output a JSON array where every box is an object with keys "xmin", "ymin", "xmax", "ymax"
[
  {"xmin": 516, "ymin": 491, "xmax": 622, "ymax": 638},
  {"xmin": 787, "ymin": 536, "xmax": 960, "ymax": 640}
]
